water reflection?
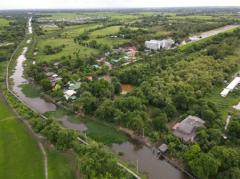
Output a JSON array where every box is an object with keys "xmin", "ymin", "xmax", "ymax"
[{"xmin": 112, "ymin": 141, "xmax": 187, "ymax": 179}]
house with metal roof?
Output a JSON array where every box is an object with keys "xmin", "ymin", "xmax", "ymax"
[
  {"xmin": 172, "ymin": 115, "xmax": 205, "ymax": 142},
  {"xmin": 221, "ymin": 77, "xmax": 240, "ymax": 97}
]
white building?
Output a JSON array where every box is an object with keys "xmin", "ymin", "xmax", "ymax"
[
  {"xmin": 64, "ymin": 90, "xmax": 76, "ymax": 100},
  {"xmin": 145, "ymin": 40, "xmax": 162, "ymax": 50},
  {"xmin": 189, "ymin": 36, "xmax": 200, "ymax": 42},
  {"xmin": 145, "ymin": 39, "xmax": 174, "ymax": 50},
  {"xmin": 221, "ymin": 77, "xmax": 240, "ymax": 97}
]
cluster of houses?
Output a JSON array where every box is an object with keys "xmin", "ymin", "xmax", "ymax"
[
  {"xmin": 45, "ymin": 72, "xmax": 62, "ymax": 88},
  {"xmin": 221, "ymin": 76, "xmax": 240, "ymax": 97},
  {"xmin": 41, "ymin": 46, "xmax": 137, "ymax": 101},
  {"xmin": 64, "ymin": 81, "xmax": 81, "ymax": 100},
  {"xmin": 94, "ymin": 46, "xmax": 137, "ymax": 69},
  {"xmin": 145, "ymin": 38, "xmax": 175, "ymax": 50}
]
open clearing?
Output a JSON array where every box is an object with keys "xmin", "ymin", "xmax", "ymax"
[
  {"xmin": 36, "ymin": 38, "xmax": 100, "ymax": 62},
  {"xmin": 0, "ymin": 18, "xmax": 11, "ymax": 26}
]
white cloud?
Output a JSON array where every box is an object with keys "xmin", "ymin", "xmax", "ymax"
[{"xmin": 0, "ymin": 0, "xmax": 240, "ymax": 9}]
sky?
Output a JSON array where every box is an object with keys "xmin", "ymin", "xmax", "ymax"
[{"xmin": 1, "ymin": 0, "xmax": 240, "ymax": 10}]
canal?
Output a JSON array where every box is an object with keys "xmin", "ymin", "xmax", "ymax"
[{"xmin": 10, "ymin": 17, "xmax": 188, "ymax": 179}]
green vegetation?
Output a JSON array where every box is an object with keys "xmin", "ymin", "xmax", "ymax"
[
  {"xmin": 45, "ymin": 109, "xmax": 127, "ymax": 145},
  {"xmin": 204, "ymin": 86, "xmax": 240, "ymax": 118},
  {"xmin": 84, "ymin": 117, "xmax": 127, "ymax": 145},
  {"xmin": 0, "ymin": 18, "xmax": 11, "ymax": 26},
  {"xmin": 91, "ymin": 25, "xmax": 122, "ymax": 37},
  {"xmin": 9, "ymin": 9, "xmax": 240, "ymax": 179},
  {"xmin": 4, "ymin": 91, "xmax": 134, "ymax": 178},
  {"xmin": 0, "ymin": 96, "xmax": 44, "ymax": 179},
  {"xmin": 47, "ymin": 148, "xmax": 78, "ymax": 179},
  {"xmin": 36, "ymin": 38, "xmax": 99, "ymax": 62},
  {"xmin": 21, "ymin": 84, "xmax": 41, "ymax": 98}
]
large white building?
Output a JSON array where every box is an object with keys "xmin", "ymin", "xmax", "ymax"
[
  {"xmin": 145, "ymin": 39, "xmax": 175, "ymax": 50},
  {"xmin": 221, "ymin": 77, "xmax": 240, "ymax": 97}
]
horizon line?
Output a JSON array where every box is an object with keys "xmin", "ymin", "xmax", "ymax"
[{"xmin": 1, "ymin": 6, "xmax": 240, "ymax": 11}]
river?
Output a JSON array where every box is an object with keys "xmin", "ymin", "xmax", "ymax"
[
  {"xmin": 11, "ymin": 18, "xmax": 56, "ymax": 114},
  {"xmin": 10, "ymin": 17, "xmax": 188, "ymax": 179},
  {"xmin": 112, "ymin": 141, "xmax": 187, "ymax": 179}
]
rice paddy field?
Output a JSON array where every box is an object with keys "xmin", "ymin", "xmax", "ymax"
[
  {"xmin": 47, "ymin": 148, "xmax": 79, "ymax": 179},
  {"xmin": 0, "ymin": 95, "xmax": 44, "ymax": 179}
]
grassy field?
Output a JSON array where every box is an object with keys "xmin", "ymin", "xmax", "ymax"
[
  {"xmin": 36, "ymin": 23, "xmax": 132, "ymax": 62},
  {"xmin": 90, "ymin": 25, "xmax": 121, "ymax": 37},
  {"xmin": 47, "ymin": 147, "xmax": 78, "ymax": 179},
  {"xmin": 0, "ymin": 95, "xmax": 44, "ymax": 179},
  {"xmin": 61, "ymin": 24, "xmax": 102, "ymax": 38},
  {"xmin": 0, "ymin": 17, "xmax": 11, "ymax": 26},
  {"xmin": 94, "ymin": 37, "xmax": 128, "ymax": 48},
  {"xmin": 36, "ymin": 38, "xmax": 100, "ymax": 62}
]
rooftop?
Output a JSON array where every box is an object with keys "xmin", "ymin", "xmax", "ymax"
[
  {"xmin": 158, "ymin": 144, "xmax": 168, "ymax": 153},
  {"xmin": 173, "ymin": 115, "xmax": 205, "ymax": 142},
  {"xmin": 221, "ymin": 76, "xmax": 240, "ymax": 97}
]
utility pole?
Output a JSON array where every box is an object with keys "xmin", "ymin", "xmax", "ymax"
[{"xmin": 136, "ymin": 159, "xmax": 139, "ymax": 173}]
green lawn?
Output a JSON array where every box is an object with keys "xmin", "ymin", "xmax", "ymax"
[{"xmin": 0, "ymin": 96, "xmax": 44, "ymax": 179}]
